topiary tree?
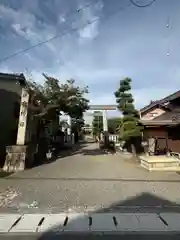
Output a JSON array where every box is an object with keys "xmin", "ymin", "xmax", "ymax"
[{"xmin": 114, "ymin": 77, "xmax": 143, "ymax": 155}]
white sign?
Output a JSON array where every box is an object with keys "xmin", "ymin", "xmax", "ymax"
[{"xmin": 16, "ymin": 88, "xmax": 29, "ymax": 145}]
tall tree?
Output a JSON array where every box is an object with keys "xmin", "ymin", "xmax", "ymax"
[
  {"xmin": 27, "ymin": 74, "xmax": 89, "ymax": 148},
  {"xmin": 27, "ymin": 74, "xmax": 89, "ymax": 120},
  {"xmin": 114, "ymin": 78, "xmax": 142, "ymax": 154},
  {"xmin": 92, "ymin": 111, "xmax": 103, "ymax": 137}
]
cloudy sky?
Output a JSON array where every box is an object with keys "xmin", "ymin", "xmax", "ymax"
[{"xmin": 0, "ymin": 0, "xmax": 180, "ymax": 120}]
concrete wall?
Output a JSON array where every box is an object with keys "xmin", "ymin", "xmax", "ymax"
[{"xmin": 0, "ymin": 80, "xmax": 22, "ymax": 167}]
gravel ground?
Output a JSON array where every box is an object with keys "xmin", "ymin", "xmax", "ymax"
[{"xmin": 0, "ymin": 143, "xmax": 180, "ymax": 214}]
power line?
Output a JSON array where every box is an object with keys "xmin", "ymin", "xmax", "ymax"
[
  {"xmin": 0, "ymin": 2, "xmax": 132, "ymax": 64},
  {"xmin": 60, "ymin": 2, "xmax": 96, "ymax": 21},
  {"xmin": 129, "ymin": 0, "xmax": 156, "ymax": 8},
  {"xmin": 58, "ymin": 2, "xmax": 133, "ymax": 70},
  {"xmin": 0, "ymin": 2, "xmax": 96, "ymax": 64}
]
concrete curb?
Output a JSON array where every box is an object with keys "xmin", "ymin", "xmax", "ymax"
[{"xmin": 1, "ymin": 212, "xmax": 180, "ymax": 234}]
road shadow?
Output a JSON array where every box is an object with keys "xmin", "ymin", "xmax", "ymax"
[
  {"xmin": 98, "ymin": 192, "xmax": 180, "ymax": 213},
  {"xmin": 81, "ymin": 148, "xmax": 116, "ymax": 156},
  {"xmin": 0, "ymin": 142, "xmax": 88, "ymax": 177},
  {"xmin": 32, "ymin": 142, "xmax": 87, "ymax": 168},
  {"xmin": 0, "ymin": 170, "xmax": 13, "ymax": 178},
  {"xmin": 56, "ymin": 143, "xmax": 88, "ymax": 158},
  {"xmin": 37, "ymin": 192, "xmax": 180, "ymax": 239}
]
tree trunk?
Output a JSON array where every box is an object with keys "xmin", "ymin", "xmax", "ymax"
[{"xmin": 131, "ymin": 143, "xmax": 136, "ymax": 159}]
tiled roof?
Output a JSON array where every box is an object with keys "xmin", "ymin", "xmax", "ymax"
[
  {"xmin": 153, "ymin": 111, "xmax": 177, "ymax": 121},
  {"xmin": 0, "ymin": 72, "xmax": 26, "ymax": 84},
  {"xmin": 140, "ymin": 119, "xmax": 177, "ymax": 126},
  {"xmin": 140, "ymin": 90, "xmax": 180, "ymax": 114},
  {"xmin": 140, "ymin": 107, "xmax": 180, "ymax": 126}
]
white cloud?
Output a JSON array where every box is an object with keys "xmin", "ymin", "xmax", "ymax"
[
  {"xmin": 79, "ymin": 20, "xmax": 99, "ymax": 40},
  {"xmin": 0, "ymin": 4, "xmax": 57, "ymax": 53},
  {"xmin": 1, "ymin": 0, "xmax": 180, "ymax": 109},
  {"xmin": 74, "ymin": 0, "xmax": 103, "ymax": 43},
  {"xmin": 132, "ymin": 87, "xmax": 179, "ymax": 109},
  {"xmin": 59, "ymin": 15, "xmax": 66, "ymax": 23},
  {"xmin": 89, "ymin": 92, "xmax": 116, "ymax": 105}
]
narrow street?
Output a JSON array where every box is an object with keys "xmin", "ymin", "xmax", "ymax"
[{"xmin": 0, "ymin": 143, "xmax": 180, "ymax": 214}]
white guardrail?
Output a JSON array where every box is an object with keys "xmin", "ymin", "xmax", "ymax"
[{"xmin": 1, "ymin": 212, "xmax": 180, "ymax": 234}]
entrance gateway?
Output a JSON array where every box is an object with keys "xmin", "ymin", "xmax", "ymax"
[
  {"xmin": 85, "ymin": 105, "xmax": 117, "ymax": 140},
  {"xmin": 64, "ymin": 105, "xmax": 118, "ymax": 143}
]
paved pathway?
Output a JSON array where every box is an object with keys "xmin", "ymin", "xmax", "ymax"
[{"xmin": 0, "ymin": 143, "xmax": 180, "ymax": 213}]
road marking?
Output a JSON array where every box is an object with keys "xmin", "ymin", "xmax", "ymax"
[
  {"xmin": 135, "ymin": 213, "xmax": 167, "ymax": 231},
  {"xmin": 38, "ymin": 214, "xmax": 66, "ymax": 233},
  {"xmin": 9, "ymin": 214, "xmax": 45, "ymax": 233},
  {"xmin": 64, "ymin": 213, "xmax": 89, "ymax": 232},
  {"xmin": 0, "ymin": 214, "xmax": 22, "ymax": 233},
  {"xmin": 160, "ymin": 213, "xmax": 180, "ymax": 231}
]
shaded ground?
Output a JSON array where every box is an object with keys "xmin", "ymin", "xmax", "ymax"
[
  {"xmin": 32, "ymin": 141, "xmax": 87, "ymax": 168},
  {"xmin": 0, "ymin": 143, "xmax": 180, "ymax": 214}
]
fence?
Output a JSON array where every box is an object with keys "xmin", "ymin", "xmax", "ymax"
[{"xmin": 109, "ymin": 134, "xmax": 120, "ymax": 146}]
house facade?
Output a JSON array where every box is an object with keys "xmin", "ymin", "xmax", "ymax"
[
  {"xmin": 140, "ymin": 90, "xmax": 180, "ymax": 155},
  {"xmin": 0, "ymin": 73, "xmax": 27, "ymax": 167},
  {"xmin": 0, "ymin": 72, "xmax": 41, "ymax": 171}
]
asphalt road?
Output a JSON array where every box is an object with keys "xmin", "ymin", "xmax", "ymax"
[{"xmin": 0, "ymin": 143, "xmax": 180, "ymax": 214}]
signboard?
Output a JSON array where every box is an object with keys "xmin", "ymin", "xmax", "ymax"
[{"xmin": 16, "ymin": 88, "xmax": 29, "ymax": 145}]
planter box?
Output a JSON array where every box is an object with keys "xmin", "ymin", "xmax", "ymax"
[{"xmin": 139, "ymin": 155, "xmax": 180, "ymax": 171}]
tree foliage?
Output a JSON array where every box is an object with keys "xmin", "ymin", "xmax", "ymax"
[
  {"xmin": 92, "ymin": 111, "xmax": 103, "ymax": 136},
  {"xmin": 108, "ymin": 117, "xmax": 122, "ymax": 134},
  {"xmin": 27, "ymin": 74, "xmax": 89, "ymax": 121},
  {"xmin": 114, "ymin": 77, "xmax": 142, "ymax": 141}
]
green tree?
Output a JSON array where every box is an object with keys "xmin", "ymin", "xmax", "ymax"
[
  {"xmin": 92, "ymin": 111, "xmax": 103, "ymax": 137},
  {"xmin": 108, "ymin": 117, "xmax": 122, "ymax": 134},
  {"xmin": 114, "ymin": 77, "xmax": 142, "ymax": 155},
  {"xmin": 28, "ymin": 74, "xmax": 89, "ymax": 121},
  {"xmin": 27, "ymin": 74, "xmax": 89, "ymax": 147}
]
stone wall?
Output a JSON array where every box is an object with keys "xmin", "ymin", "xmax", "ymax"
[{"xmin": 3, "ymin": 145, "xmax": 27, "ymax": 172}]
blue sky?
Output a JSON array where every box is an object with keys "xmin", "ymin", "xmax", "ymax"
[{"xmin": 0, "ymin": 0, "xmax": 180, "ymax": 119}]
